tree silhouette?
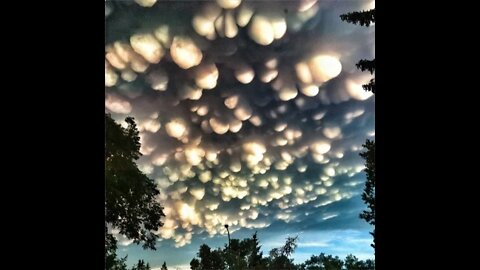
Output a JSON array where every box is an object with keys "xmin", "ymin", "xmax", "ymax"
[
  {"xmin": 189, "ymin": 233, "xmax": 376, "ymax": 270},
  {"xmin": 106, "ymin": 230, "xmax": 128, "ymax": 270},
  {"xmin": 161, "ymin": 261, "xmax": 168, "ymax": 270},
  {"xmin": 224, "ymin": 238, "xmax": 249, "ymax": 270},
  {"xmin": 247, "ymin": 232, "xmax": 266, "ymax": 270},
  {"xmin": 266, "ymin": 236, "xmax": 298, "ymax": 270},
  {"xmin": 359, "ymin": 139, "xmax": 375, "ymax": 249},
  {"xmin": 190, "ymin": 258, "xmax": 200, "ymax": 270},
  {"xmin": 341, "ymin": 6, "xmax": 376, "ymax": 251},
  {"xmin": 320, "ymin": 254, "xmax": 343, "ymax": 270},
  {"xmin": 105, "ymin": 113, "xmax": 165, "ymax": 269},
  {"xmin": 196, "ymin": 244, "xmax": 226, "ymax": 270},
  {"xmin": 299, "ymin": 254, "xmax": 323, "ymax": 270},
  {"xmin": 280, "ymin": 236, "xmax": 298, "ymax": 258},
  {"xmin": 106, "ymin": 250, "xmax": 128, "ymax": 270},
  {"xmin": 340, "ymin": 9, "xmax": 375, "ymax": 27},
  {"xmin": 131, "ymin": 260, "xmax": 151, "ymax": 270},
  {"xmin": 222, "ymin": 232, "xmax": 269, "ymax": 270},
  {"xmin": 344, "ymin": 254, "xmax": 375, "ymax": 270},
  {"xmin": 190, "ymin": 234, "xmax": 300, "ymax": 270},
  {"xmin": 299, "ymin": 253, "xmax": 343, "ymax": 270},
  {"xmin": 340, "ymin": 9, "xmax": 375, "ymax": 93},
  {"xmin": 356, "ymin": 59, "xmax": 375, "ymax": 74}
]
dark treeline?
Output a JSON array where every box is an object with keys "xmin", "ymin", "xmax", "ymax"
[
  {"xmin": 340, "ymin": 8, "xmax": 375, "ymax": 94},
  {"xmin": 189, "ymin": 232, "xmax": 374, "ymax": 270},
  {"xmin": 340, "ymin": 7, "xmax": 376, "ymax": 249}
]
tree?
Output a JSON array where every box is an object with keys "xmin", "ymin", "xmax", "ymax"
[
  {"xmin": 344, "ymin": 254, "xmax": 375, "ymax": 270},
  {"xmin": 106, "ymin": 251, "xmax": 128, "ymax": 270},
  {"xmin": 300, "ymin": 253, "xmax": 343, "ymax": 270},
  {"xmin": 131, "ymin": 260, "xmax": 151, "ymax": 270},
  {"xmin": 320, "ymin": 254, "xmax": 343, "ymax": 270},
  {"xmin": 222, "ymin": 232, "xmax": 268, "ymax": 270},
  {"xmin": 267, "ymin": 236, "xmax": 298, "ymax": 270},
  {"xmin": 161, "ymin": 261, "xmax": 168, "ymax": 270},
  {"xmin": 189, "ymin": 233, "xmax": 376, "ymax": 270},
  {"xmin": 189, "ymin": 233, "xmax": 277, "ymax": 270},
  {"xmin": 280, "ymin": 236, "xmax": 298, "ymax": 258},
  {"xmin": 105, "ymin": 113, "xmax": 165, "ymax": 268},
  {"xmin": 190, "ymin": 258, "xmax": 200, "ymax": 270},
  {"xmin": 342, "ymin": 5, "xmax": 376, "ymax": 253},
  {"xmin": 340, "ymin": 9, "xmax": 375, "ymax": 27},
  {"xmin": 196, "ymin": 244, "xmax": 226, "ymax": 270},
  {"xmin": 359, "ymin": 140, "xmax": 375, "ymax": 249},
  {"xmin": 340, "ymin": 9, "xmax": 375, "ymax": 93},
  {"xmin": 247, "ymin": 232, "xmax": 265, "ymax": 270},
  {"xmin": 300, "ymin": 254, "xmax": 323, "ymax": 270},
  {"xmin": 224, "ymin": 238, "xmax": 249, "ymax": 270},
  {"xmin": 106, "ymin": 226, "xmax": 129, "ymax": 270}
]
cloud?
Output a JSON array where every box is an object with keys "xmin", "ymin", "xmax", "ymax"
[
  {"xmin": 105, "ymin": 94, "xmax": 132, "ymax": 114},
  {"xmin": 106, "ymin": 0, "xmax": 374, "ymax": 268}
]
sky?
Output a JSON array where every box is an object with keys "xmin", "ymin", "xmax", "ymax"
[{"xmin": 105, "ymin": 0, "xmax": 375, "ymax": 269}]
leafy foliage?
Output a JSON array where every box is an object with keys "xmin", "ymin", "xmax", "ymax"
[
  {"xmin": 340, "ymin": 9, "xmax": 376, "ymax": 93},
  {"xmin": 105, "ymin": 113, "xmax": 165, "ymax": 251},
  {"xmin": 105, "ymin": 114, "xmax": 165, "ymax": 270},
  {"xmin": 340, "ymin": 10, "xmax": 375, "ymax": 27},
  {"xmin": 189, "ymin": 234, "xmax": 374, "ymax": 270},
  {"xmin": 362, "ymin": 79, "xmax": 375, "ymax": 94},
  {"xmin": 131, "ymin": 260, "xmax": 151, "ymax": 270},
  {"xmin": 360, "ymin": 139, "xmax": 375, "ymax": 248},
  {"xmin": 344, "ymin": 255, "xmax": 375, "ymax": 270},
  {"xmin": 356, "ymin": 60, "xmax": 375, "ymax": 74}
]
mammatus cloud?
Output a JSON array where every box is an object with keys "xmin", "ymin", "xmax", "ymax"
[{"xmin": 106, "ymin": 0, "xmax": 375, "ymax": 253}]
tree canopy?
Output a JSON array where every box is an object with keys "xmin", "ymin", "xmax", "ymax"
[
  {"xmin": 359, "ymin": 139, "xmax": 375, "ymax": 249},
  {"xmin": 340, "ymin": 9, "xmax": 375, "ymax": 27},
  {"xmin": 340, "ymin": 9, "xmax": 375, "ymax": 93},
  {"xmin": 131, "ymin": 260, "xmax": 151, "ymax": 270},
  {"xmin": 105, "ymin": 113, "xmax": 165, "ymax": 269},
  {"xmin": 341, "ymin": 6, "xmax": 376, "ymax": 251},
  {"xmin": 189, "ymin": 233, "xmax": 374, "ymax": 270}
]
